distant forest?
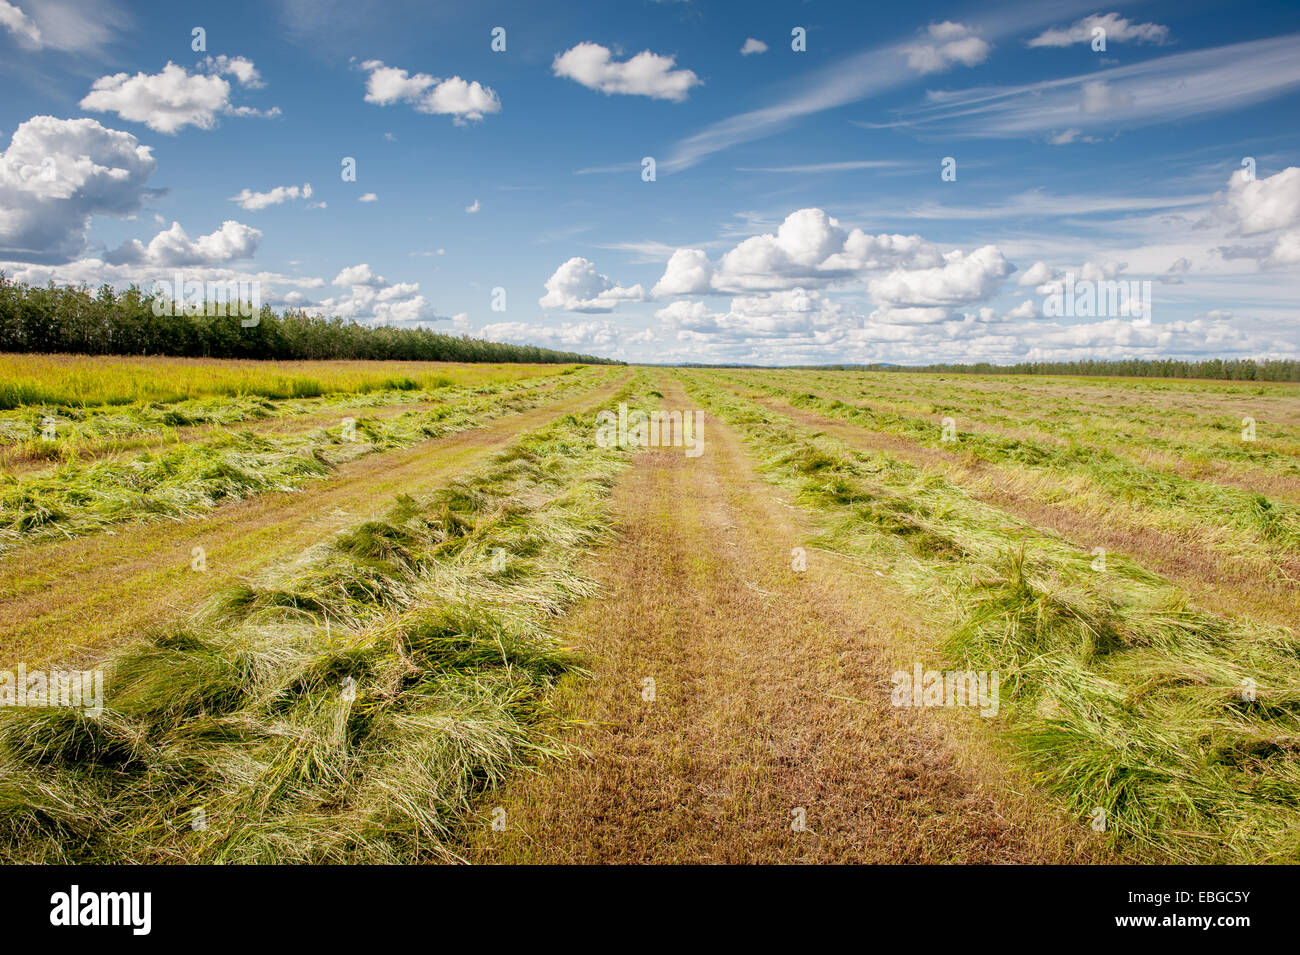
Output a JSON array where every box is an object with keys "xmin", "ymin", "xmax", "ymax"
[
  {"xmin": 815, "ymin": 359, "xmax": 1300, "ymax": 382},
  {"xmin": 0, "ymin": 276, "xmax": 619, "ymax": 365}
]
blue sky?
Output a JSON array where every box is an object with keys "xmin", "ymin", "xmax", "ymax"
[{"xmin": 1, "ymin": 0, "xmax": 1298, "ymax": 364}]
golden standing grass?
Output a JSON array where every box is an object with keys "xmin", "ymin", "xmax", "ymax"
[{"xmin": 0, "ymin": 353, "xmax": 574, "ymax": 408}]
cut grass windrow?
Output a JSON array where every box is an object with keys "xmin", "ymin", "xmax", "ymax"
[
  {"xmin": 0, "ymin": 368, "xmax": 611, "ymax": 552},
  {"xmin": 0, "ymin": 376, "xmax": 649, "ymax": 863},
  {"xmin": 0, "ymin": 365, "xmax": 586, "ymax": 464},
  {"xmin": 726, "ymin": 373, "xmax": 1300, "ymax": 563},
  {"xmin": 757, "ymin": 369, "xmax": 1300, "ymax": 490},
  {"xmin": 0, "ymin": 386, "xmax": 437, "ymax": 453},
  {"xmin": 681, "ymin": 371, "xmax": 1300, "ymax": 864}
]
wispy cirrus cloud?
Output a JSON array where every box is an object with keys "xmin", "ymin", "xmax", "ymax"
[
  {"xmin": 853, "ymin": 188, "xmax": 1213, "ymax": 222},
  {"xmin": 884, "ymin": 34, "xmax": 1300, "ymax": 140},
  {"xmin": 0, "ymin": 1, "xmax": 40, "ymax": 46},
  {"xmin": 661, "ymin": 1, "xmax": 1103, "ymax": 172},
  {"xmin": 0, "ymin": 0, "xmax": 128, "ymax": 54},
  {"xmin": 735, "ymin": 160, "xmax": 904, "ymax": 173}
]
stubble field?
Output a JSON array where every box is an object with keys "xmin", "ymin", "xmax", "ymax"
[{"xmin": 1, "ymin": 355, "xmax": 1296, "ymax": 864}]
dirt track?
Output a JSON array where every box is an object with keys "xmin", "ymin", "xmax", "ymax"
[{"xmin": 465, "ymin": 374, "xmax": 1106, "ymax": 863}]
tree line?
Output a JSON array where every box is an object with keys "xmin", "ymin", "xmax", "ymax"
[
  {"xmin": 812, "ymin": 358, "xmax": 1300, "ymax": 382},
  {"xmin": 0, "ymin": 276, "xmax": 620, "ymax": 365}
]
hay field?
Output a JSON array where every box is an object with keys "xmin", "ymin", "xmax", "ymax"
[{"xmin": 1, "ymin": 358, "xmax": 1297, "ymax": 863}]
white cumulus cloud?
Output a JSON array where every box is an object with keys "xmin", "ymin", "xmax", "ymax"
[
  {"xmin": 657, "ymin": 288, "xmax": 853, "ymax": 343},
  {"xmin": 653, "ymin": 208, "xmax": 942, "ymax": 294},
  {"xmin": 480, "ymin": 320, "xmax": 620, "ymax": 350},
  {"xmin": 0, "ymin": 0, "xmax": 126, "ymax": 53},
  {"xmin": 1268, "ymin": 229, "xmax": 1300, "ymax": 266},
  {"xmin": 553, "ymin": 42, "xmax": 701, "ymax": 102},
  {"xmin": 333, "ymin": 263, "xmax": 384, "ymax": 287},
  {"xmin": 1227, "ymin": 166, "xmax": 1300, "ymax": 236},
  {"xmin": 1017, "ymin": 260, "xmax": 1060, "ymax": 286},
  {"xmin": 0, "ymin": 115, "xmax": 157, "ymax": 263},
  {"xmin": 105, "ymin": 219, "xmax": 261, "ymax": 267},
  {"xmin": 539, "ymin": 256, "xmax": 646, "ymax": 312},
  {"xmin": 80, "ymin": 60, "xmax": 278, "ymax": 134},
  {"xmin": 1080, "ymin": 79, "xmax": 1132, "ymax": 115},
  {"xmin": 359, "ymin": 60, "xmax": 500, "ymax": 123},
  {"xmin": 311, "ymin": 263, "xmax": 440, "ymax": 325},
  {"xmin": 1221, "ymin": 166, "xmax": 1300, "ymax": 269},
  {"xmin": 1002, "ymin": 298, "xmax": 1039, "ymax": 321},
  {"xmin": 1029, "ymin": 13, "xmax": 1170, "ymax": 48},
  {"xmin": 652, "ymin": 248, "xmax": 712, "ymax": 296},
  {"xmin": 868, "ymin": 245, "xmax": 1015, "ymax": 323},
  {"xmin": 229, "ymin": 182, "xmax": 312, "ymax": 211},
  {"xmin": 902, "ymin": 22, "xmax": 990, "ymax": 74},
  {"xmin": 200, "ymin": 55, "xmax": 263, "ymax": 87}
]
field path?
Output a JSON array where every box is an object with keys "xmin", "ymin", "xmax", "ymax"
[
  {"xmin": 0, "ymin": 372, "xmax": 630, "ymax": 669},
  {"xmin": 465, "ymin": 374, "xmax": 1104, "ymax": 864}
]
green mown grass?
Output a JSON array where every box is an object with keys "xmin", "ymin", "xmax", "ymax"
[
  {"xmin": 728, "ymin": 372, "xmax": 1300, "ymax": 560},
  {"xmin": 0, "ymin": 369, "xmax": 609, "ymax": 552},
  {"xmin": 0, "ymin": 377, "xmax": 649, "ymax": 863},
  {"xmin": 757, "ymin": 369, "xmax": 1300, "ymax": 481},
  {"xmin": 684, "ymin": 370, "xmax": 1300, "ymax": 863}
]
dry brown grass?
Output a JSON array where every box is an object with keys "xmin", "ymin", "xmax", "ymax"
[{"xmin": 463, "ymin": 375, "xmax": 1105, "ymax": 864}]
